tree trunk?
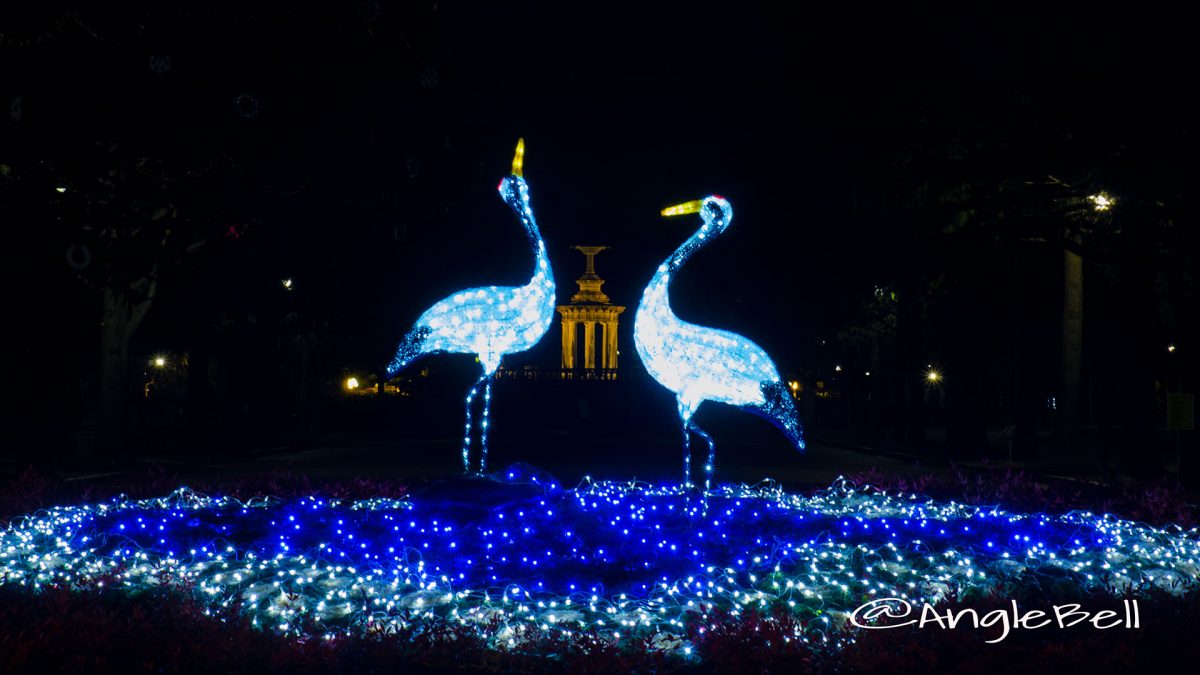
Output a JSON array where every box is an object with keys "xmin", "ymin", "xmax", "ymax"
[
  {"xmin": 1056, "ymin": 239, "xmax": 1084, "ymax": 461},
  {"xmin": 1011, "ymin": 248, "xmax": 1038, "ymax": 460},
  {"xmin": 249, "ymin": 315, "xmax": 280, "ymax": 447},
  {"xmin": 97, "ymin": 284, "xmax": 154, "ymax": 462},
  {"xmin": 186, "ymin": 333, "xmax": 211, "ymax": 444},
  {"xmin": 895, "ymin": 275, "xmax": 926, "ymax": 446},
  {"xmin": 1120, "ymin": 258, "xmax": 1161, "ymax": 477},
  {"xmin": 1181, "ymin": 243, "xmax": 1200, "ymax": 486}
]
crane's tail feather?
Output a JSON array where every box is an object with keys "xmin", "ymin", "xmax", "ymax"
[
  {"xmin": 385, "ymin": 325, "xmax": 433, "ymax": 378},
  {"xmin": 743, "ymin": 381, "xmax": 806, "ymax": 453}
]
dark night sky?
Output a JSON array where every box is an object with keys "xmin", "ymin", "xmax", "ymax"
[{"xmin": 2, "ymin": 2, "xmax": 1193, "ymax": 380}]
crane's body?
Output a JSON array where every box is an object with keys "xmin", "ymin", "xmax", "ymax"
[
  {"xmin": 637, "ymin": 282, "xmax": 779, "ymax": 408},
  {"xmin": 396, "ymin": 273, "xmax": 553, "ymax": 376},
  {"xmin": 634, "ymin": 196, "xmax": 804, "ymax": 490},
  {"xmin": 386, "ymin": 140, "xmax": 555, "ymax": 474}
]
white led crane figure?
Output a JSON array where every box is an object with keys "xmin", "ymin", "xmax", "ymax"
[
  {"xmin": 385, "ymin": 140, "xmax": 555, "ymax": 474},
  {"xmin": 634, "ymin": 196, "xmax": 805, "ymax": 491}
]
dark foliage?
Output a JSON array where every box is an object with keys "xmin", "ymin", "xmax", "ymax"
[
  {"xmin": 844, "ymin": 462, "xmax": 1197, "ymax": 528},
  {"xmin": 0, "ymin": 584, "xmax": 685, "ymax": 674},
  {"xmin": 3, "ymin": 584, "xmax": 1196, "ymax": 674},
  {"xmin": 0, "ymin": 464, "xmax": 408, "ymax": 526},
  {"xmin": 688, "ymin": 606, "xmax": 815, "ymax": 673}
]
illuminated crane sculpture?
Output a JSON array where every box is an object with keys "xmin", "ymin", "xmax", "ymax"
[
  {"xmin": 385, "ymin": 140, "xmax": 556, "ymax": 474},
  {"xmin": 634, "ymin": 196, "xmax": 805, "ymax": 490}
]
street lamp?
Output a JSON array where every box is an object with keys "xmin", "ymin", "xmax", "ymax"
[
  {"xmin": 345, "ymin": 376, "xmax": 359, "ymax": 391},
  {"xmin": 153, "ymin": 356, "xmax": 166, "ymax": 368},
  {"xmin": 1088, "ymin": 193, "xmax": 1114, "ymax": 212},
  {"xmin": 926, "ymin": 369, "xmax": 941, "ymax": 384}
]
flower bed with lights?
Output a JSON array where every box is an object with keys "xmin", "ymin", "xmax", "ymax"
[{"xmin": 3, "ymin": 463, "xmax": 1198, "ymax": 670}]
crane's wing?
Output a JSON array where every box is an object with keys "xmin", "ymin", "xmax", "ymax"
[
  {"xmin": 640, "ymin": 319, "xmax": 781, "ymax": 406},
  {"xmin": 388, "ymin": 285, "xmax": 551, "ymax": 375}
]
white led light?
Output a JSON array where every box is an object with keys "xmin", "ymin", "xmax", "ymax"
[
  {"xmin": 385, "ymin": 141, "xmax": 555, "ymax": 474},
  {"xmin": 635, "ymin": 196, "xmax": 805, "ymax": 491},
  {"xmin": 6, "ymin": 477, "xmax": 1195, "ymax": 659}
]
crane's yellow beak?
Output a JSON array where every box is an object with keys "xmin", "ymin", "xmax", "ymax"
[
  {"xmin": 511, "ymin": 138, "xmax": 525, "ymax": 177},
  {"xmin": 661, "ymin": 199, "xmax": 704, "ymax": 217}
]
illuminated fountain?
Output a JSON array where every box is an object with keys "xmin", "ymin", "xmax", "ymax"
[
  {"xmin": 385, "ymin": 139, "xmax": 556, "ymax": 474},
  {"xmin": 634, "ymin": 196, "xmax": 805, "ymax": 491},
  {"xmin": 557, "ymin": 246, "xmax": 625, "ymax": 379}
]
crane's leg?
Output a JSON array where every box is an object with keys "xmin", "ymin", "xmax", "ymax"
[
  {"xmin": 479, "ymin": 376, "xmax": 493, "ymax": 473},
  {"xmin": 462, "ymin": 386, "xmax": 476, "ymax": 474},
  {"xmin": 680, "ymin": 421, "xmax": 692, "ymax": 488},
  {"xmin": 461, "ymin": 373, "xmax": 489, "ymax": 474},
  {"xmin": 677, "ymin": 397, "xmax": 695, "ymax": 488},
  {"xmin": 689, "ymin": 421, "xmax": 717, "ymax": 493}
]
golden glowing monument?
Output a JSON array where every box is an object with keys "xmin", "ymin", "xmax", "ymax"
[{"xmin": 557, "ymin": 246, "xmax": 624, "ymax": 378}]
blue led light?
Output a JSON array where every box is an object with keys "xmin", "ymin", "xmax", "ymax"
[
  {"xmin": 635, "ymin": 196, "xmax": 804, "ymax": 490},
  {"xmin": 3, "ymin": 473, "xmax": 1198, "ymax": 657},
  {"xmin": 385, "ymin": 140, "xmax": 556, "ymax": 473}
]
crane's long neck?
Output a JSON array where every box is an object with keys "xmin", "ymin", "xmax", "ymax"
[
  {"xmin": 501, "ymin": 176, "xmax": 554, "ymax": 289},
  {"xmin": 641, "ymin": 212, "xmax": 726, "ymax": 317}
]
